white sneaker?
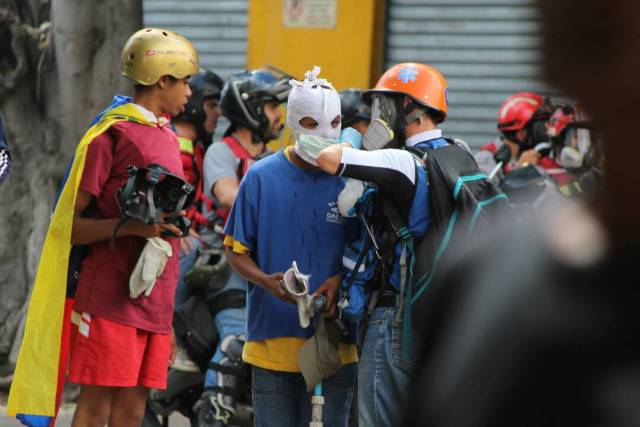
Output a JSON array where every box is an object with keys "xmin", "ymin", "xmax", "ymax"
[{"xmin": 172, "ymin": 346, "xmax": 200, "ymax": 372}]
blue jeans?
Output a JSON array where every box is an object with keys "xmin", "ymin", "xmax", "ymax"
[
  {"xmin": 203, "ymin": 307, "xmax": 247, "ymax": 387},
  {"xmin": 251, "ymin": 364, "xmax": 357, "ymax": 427},
  {"xmin": 203, "ymin": 269, "xmax": 249, "ymax": 388},
  {"xmin": 358, "ymin": 306, "xmax": 416, "ymax": 427},
  {"xmin": 175, "ymin": 235, "xmax": 201, "ymax": 309}
]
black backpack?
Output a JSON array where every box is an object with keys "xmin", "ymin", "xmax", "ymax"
[
  {"xmin": 380, "ymin": 141, "xmax": 510, "ymax": 355},
  {"xmin": 407, "ymin": 141, "xmax": 510, "ymax": 300}
]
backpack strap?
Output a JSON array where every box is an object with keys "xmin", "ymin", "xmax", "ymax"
[
  {"xmin": 380, "ymin": 199, "xmax": 415, "ymax": 358},
  {"xmin": 405, "ymin": 146, "xmax": 429, "ymax": 167},
  {"xmin": 221, "ymin": 135, "xmax": 258, "ymax": 179}
]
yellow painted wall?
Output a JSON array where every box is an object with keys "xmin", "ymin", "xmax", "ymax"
[{"xmin": 247, "ymin": 0, "xmax": 385, "ymax": 148}]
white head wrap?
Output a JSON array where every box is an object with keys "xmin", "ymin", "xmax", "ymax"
[{"xmin": 288, "ymin": 66, "xmax": 341, "ymax": 150}]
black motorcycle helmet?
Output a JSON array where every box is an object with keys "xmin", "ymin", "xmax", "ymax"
[
  {"xmin": 117, "ymin": 164, "xmax": 195, "ymax": 223},
  {"xmin": 111, "ymin": 164, "xmax": 195, "ymax": 246},
  {"xmin": 339, "ymin": 89, "xmax": 371, "ymax": 129},
  {"xmin": 220, "ymin": 67, "xmax": 292, "ymax": 143},
  {"xmin": 173, "ymin": 69, "xmax": 224, "ymax": 145}
]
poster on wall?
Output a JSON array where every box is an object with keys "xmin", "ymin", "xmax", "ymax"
[{"xmin": 283, "ymin": 0, "xmax": 337, "ymax": 28}]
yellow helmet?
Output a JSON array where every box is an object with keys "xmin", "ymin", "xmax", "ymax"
[{"xmin": 121, "ymin": 28, "xmax": 199, "ymax": 86}]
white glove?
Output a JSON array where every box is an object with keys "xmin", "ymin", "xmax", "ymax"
[
  {"xmin": 129, "ymin": 237, "xmax": 173, "ymax": 298},
  {"xmin": 281, "ymin": 261, "xmax": 314, "ymax": 328}
]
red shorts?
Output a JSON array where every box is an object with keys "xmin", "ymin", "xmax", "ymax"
[{"xmin": 68, "ymin": 312, "xmax": 171, "ymax": 389}]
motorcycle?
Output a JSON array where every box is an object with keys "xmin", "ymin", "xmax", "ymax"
[
  {"xmin": 143, "ymin": 234, "xmax": 252, "ymax": 427},
  {"xmin": 490, "ymin": 142, "xmax": 567, "ymax": 210}
]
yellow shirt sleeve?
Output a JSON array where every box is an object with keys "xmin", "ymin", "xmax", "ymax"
[{"xmin": 223, "ymin": 235, "xmax": 251, "ymax": 254}]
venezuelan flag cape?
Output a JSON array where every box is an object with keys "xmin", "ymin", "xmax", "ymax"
[{"xmin": 7, "ymin": 96, "xmax": 161, "ymax": 427}]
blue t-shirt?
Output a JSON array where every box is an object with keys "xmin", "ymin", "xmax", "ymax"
[{"xmin": 224, "ymin": 150, "xmax": 350, "ymax": 341}]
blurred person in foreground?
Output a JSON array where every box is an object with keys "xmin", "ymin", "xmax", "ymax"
[{"xmin": 402, "ymin": 0, "xmax": 640, "ymax": 426}]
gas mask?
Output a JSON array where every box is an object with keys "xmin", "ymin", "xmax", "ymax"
[
  {"xmin": 546, "ymin": 105, "xmax": 594, "ymax": 170},
  {"xmin": 287, "ymin": 66, "xmax": 341, "ymax": 165},
  {"xmin": 363, "ymin": 93, "xmax": 404, "ymax": 151},
  {"xmin": 555, "ymin": 127, "xmax": 592, "ymax": 170}
]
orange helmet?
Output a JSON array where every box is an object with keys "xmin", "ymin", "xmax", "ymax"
[{"xmin": 365, "ymin": 62, "xmax": 449, "ymax": 123}]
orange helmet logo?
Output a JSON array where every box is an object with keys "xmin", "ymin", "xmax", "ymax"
[{"xmin": 397, "ymin": 65, "xmax": 419, "ymax": 84}]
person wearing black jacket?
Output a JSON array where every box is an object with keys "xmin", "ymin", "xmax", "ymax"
[{"xmin": 402, "ymin": 0, "xmax": 640, "ymax": 425}]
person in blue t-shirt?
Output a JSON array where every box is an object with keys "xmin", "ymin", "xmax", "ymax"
[
  {"xmin": 315, "ymin": 63, "xmax": 455, "ymax": 427},
  {"xmin": 223, "ymin": 67, "xmax": 358, "ymax": 427}
]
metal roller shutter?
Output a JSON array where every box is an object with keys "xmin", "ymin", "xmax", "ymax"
[
  {"xmin": 143, "ymin": 0, "xmax": 248, "ymax": 77},
  {"xmin": 143, "ymin": 0, "xmax": 248, "ymax": 138},
  {"xmin": 385, "ymin": 0, "xmax": 549, "ymax": 148}
]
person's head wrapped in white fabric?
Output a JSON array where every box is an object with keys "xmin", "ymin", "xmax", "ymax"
[{"xmin": 288, "ymin": 66, "xmax": 342, "ymax": 165}]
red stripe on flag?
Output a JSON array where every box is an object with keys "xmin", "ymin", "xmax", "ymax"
[{"xmin": 49, "ymin": 299, "xmax": 74, "ymax": 427}]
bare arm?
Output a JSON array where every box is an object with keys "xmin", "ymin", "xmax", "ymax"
[
  {"xmin": 71, "ymin": 190, "xmax": 182, "ymax": 245},
  {"xmin": 212, "ymin": 177, "xmax": 239, "ymax": 208},
  {"xmin": 317, "ymin": 142, "xmax": 350, "ymax": 175},
  {"xmin": 225, "ymin": 247, "xmax": 294, "ymax": 304}
]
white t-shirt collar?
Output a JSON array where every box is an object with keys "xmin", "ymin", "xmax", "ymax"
[{"xmin": 406, "ymin": 129, "xmax": 443, "ymax": 147}]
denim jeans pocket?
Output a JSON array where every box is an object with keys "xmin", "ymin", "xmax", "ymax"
[
  {"xmin": 390, "ymin": 319, "xmax": 416, "ymax": 374},
  {"xmin": 251, "ymin": 367, "xmax": 285, "ymax": 395}
]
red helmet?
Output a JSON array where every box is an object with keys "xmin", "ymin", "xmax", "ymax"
[{"xmin": 497, "ymin": 92, "xmax": 544, "ymax": 132}]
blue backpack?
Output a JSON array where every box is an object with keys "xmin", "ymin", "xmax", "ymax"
[{"xmin": 339, "ymin": 221, "xmax": 378, "ymax": 323}]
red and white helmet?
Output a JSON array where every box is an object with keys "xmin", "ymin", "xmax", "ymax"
[
  {"xmin": 497, "ymin": 92, "xmax": 544, "ymax": 132},
  {"xmin": 546, "ymin": 105, "xmax": 576, "ymax": 138}
]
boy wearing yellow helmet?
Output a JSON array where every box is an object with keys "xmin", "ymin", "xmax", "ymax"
[
  {"xmin": 7, "ymin": 27, "xmax": 199, "ymax": 427},
  {"xmin": 63, "ymin": 27, "xmax": 198, "ymax": 427},
  {"xmin": 66, "ymin": 28, "xmax": 198, "ymax": 427}
]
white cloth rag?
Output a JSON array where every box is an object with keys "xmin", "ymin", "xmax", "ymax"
[
  {"xmin": 337, "ymin": 178, "xmax": 365, "ymax": 217},
  {"xmin": 129, "ymin": 237, "xmax": 173, "ymax": 298},
  {"xmin": 281, "ymin": 261, "xmax": 315, "ymax": 328}
]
